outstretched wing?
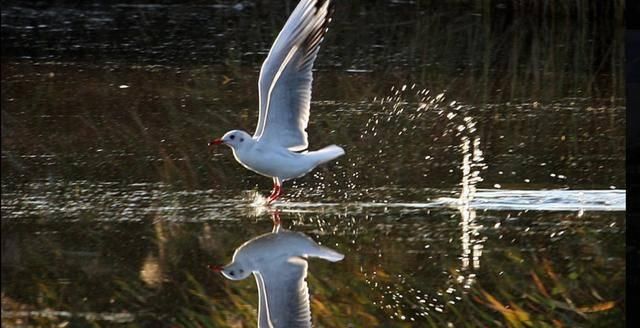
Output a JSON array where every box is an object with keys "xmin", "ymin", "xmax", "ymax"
[{"xmin": 254, "ymin": 0, "xmax": 334, "ymax": 151}]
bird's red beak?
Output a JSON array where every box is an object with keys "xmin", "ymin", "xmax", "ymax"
[
  {"xmin": 208, "ymin": 264, "xmax": 224, "ymax": 273},
  {"xmin": 209, "ymin": 138, "xmax": 223, "ymax": 146},
  {"xmin": 208, "ymin": 138, "xmax": 223, "ymax": 152}
]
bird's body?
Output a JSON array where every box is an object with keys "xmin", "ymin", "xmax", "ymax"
[
  {"xmin": 229, "ymin": 134, "xmax": 345, "ymax": 181},
  {"xmin": 210, "ymin": 0, "xmax": 344, "ymax": 204}
]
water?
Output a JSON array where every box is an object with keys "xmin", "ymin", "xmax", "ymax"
[{"xmin": 1, "ymin": 1, "xmax": 625, "ymax": 327}]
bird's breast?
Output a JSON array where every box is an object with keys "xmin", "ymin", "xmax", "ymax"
[{"xmin": 232, "ymin": 145, "xmax": 312, "ymax": 179}]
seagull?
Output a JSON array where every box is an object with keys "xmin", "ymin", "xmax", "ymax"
[
  {"xmin": 209, "ymin": 0, "xmax": 344, "ymax": 204},
  {"xmin": 210, "ymin": 228, "xmax": 344, "ymax": 328}
]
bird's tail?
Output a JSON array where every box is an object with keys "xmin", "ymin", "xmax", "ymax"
[
  {"xmin": 309, "ymin": 245, "xmax": 345, "ymax": 262},
  {"xmin": 308, "ymin": 145, "xmax": 345, "ymax": 165}
]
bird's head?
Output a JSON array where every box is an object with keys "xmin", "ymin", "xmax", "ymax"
[
  {"xmin": 209, "ymin": 130, "xmax": 252, "ymax": 151},
  {"xmin": 209, "ymin": 261, "xmax": 251, "ymax": 281}
]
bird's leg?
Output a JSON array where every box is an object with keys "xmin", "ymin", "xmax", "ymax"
[
  {"xmin": 267, "ymin": 182, "xmax": 278, "ymax": 200},
  {"xmin": 267, "ymin": 184, "xmax": 281, "ymax": 204},
  {"xmin": 267, "ymin": 181, "xmax": 279, "ymax": 202},
  {"xmin": 271, "ymin": 209, "xmax": 282, "ymax": 232},
  {"xmin": 267, "ymin": 178, "xmax": 282, "ymax": 205}
]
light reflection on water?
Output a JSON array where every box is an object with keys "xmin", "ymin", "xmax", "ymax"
[{"xmin": 1, "ymin": 180, "xmax": 624, "ymax": 222}]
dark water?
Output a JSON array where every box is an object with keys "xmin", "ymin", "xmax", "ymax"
[{"xmin": 1, "ymin": 1, "xmax": 625, "ymax": 327}]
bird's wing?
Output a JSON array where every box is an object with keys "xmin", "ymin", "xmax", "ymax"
[
  {"xmin": 254, "ymin": 271, "xmax": 273, "ymax": 328},
  {"xmin": 254, "ymin": 0, "xmax": 334, "ymax": 151},
  {"xmin": 256, "ymin": 257, "xmax": 312, "ymax": 328}
]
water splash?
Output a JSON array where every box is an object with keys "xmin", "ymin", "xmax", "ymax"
[
  {"xmin": 289, "ymin": 84, "xmax": 488, "ymax": 203},
  {"xmin": 353, "ymin": 84, "xmax": 490, "ymax": 319},
  {"xmin": 359, "ymin": 85, "xmax": 486, "ymax": 190},
  {"xmin": 245, "ymin": 190, "xmax": 269, "ymax": 208}
]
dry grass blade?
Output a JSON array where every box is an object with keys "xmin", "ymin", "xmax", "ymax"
[
  {"xmin": 479, "ymin": 290, "xmax": 528, "ymax": 328},
  {"xmin": 530, "ymin": 271, "xmax": 550, "ymax": 298},
  {"xmin": 577, "ymin": 301, "xmax": 616, "ymax": 313}
]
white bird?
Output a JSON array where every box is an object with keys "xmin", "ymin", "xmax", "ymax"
[
  {"xmin": 209, "ymin": 0, "xmax": 345, "ymax": 204},
  {"xmin": 210, "ymin": 229, "xmax": 344, "ymax": 328}
]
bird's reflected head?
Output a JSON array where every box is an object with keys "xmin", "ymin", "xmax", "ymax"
[{"xmin": 209, "ymin": 261, "xmax": 251, "ymax": 280}]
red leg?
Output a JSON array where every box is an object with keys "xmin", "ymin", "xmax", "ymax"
[
  {"xmin": 267, "ymin": 178, "xmax": 282, "ymax": 205},
  {"xmin": 267, "ymin": 182, "xmax": 278, "ymax": 200},
  {"xmin": 271, "ymin": 209, "xmax": 282, "ymax": 232}
]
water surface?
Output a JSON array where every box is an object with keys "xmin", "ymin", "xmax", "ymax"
[{"xmin": 1, "ymin": 1, "xmax": 625, "ymax": 327}]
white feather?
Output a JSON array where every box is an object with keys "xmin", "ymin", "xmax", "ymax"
[
  {"xmin": 254, "ymin": 0, "xmax": 333, "ymax": 151},
  {"xmin": 221, "ymin": 230, "xmax": 344, "ymax": 328}
]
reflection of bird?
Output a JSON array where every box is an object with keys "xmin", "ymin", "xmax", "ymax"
[
  {"xmin": 211, "ymin": 229, "xmax": 344, "ymax": 328},
  {"xmin": 209, "ymin": 0, "xmax": 344, "ymax": 204}
]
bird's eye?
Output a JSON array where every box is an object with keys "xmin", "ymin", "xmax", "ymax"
[
  {"xmin": 229, "ymin": 270, "xmax": 235, "ymax": 276},
  {"xmin": 230, "ymin": 135, "xmax": 235, "ymax": 140},
  {"xmin": 240, "ymin": 138, "xmax": 244, "ymax": 142}
]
